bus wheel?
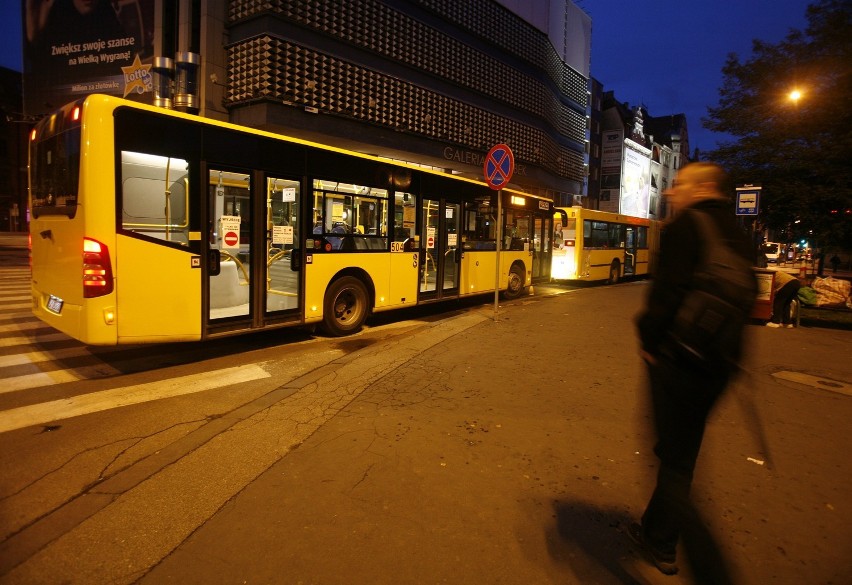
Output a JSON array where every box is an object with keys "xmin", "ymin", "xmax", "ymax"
[
  {"xmin": 502, "ymin": 265, "xmax": 526, "ymax": 299},
  {"xmin": 322, "ymin": 276, "xmax": 369, "ymax": 336},
  {"xmin": 608, "ymin": 260, "xmax": 620, "ymax": 284}
]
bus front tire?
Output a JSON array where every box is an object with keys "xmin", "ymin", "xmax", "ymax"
[
  {"xmin": 608, "ymin": 260, "xmax": 620, "ymax": 284},
  {"xmin": 322, "ymin": 276, "xmax": 369, "ymax": 336},
  {"xmin": 502, "ymin": 265, "xmax": 526, "ymax": 299}
]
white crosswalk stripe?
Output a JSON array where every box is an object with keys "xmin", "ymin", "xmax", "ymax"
[
  {"xmin": 0, "ymin": 364, "xmax": 271, "ymax": 434},
  {"xmin": 0, "ymin": 345, "xmax": 92, "ymax": 368},
  {"xmin": 0, "ymin": 266, "xmax": 119, "ymax": 397},
  {"xmin": 0, "ymin": 332, "xmax": 70, "ymax": 347}
]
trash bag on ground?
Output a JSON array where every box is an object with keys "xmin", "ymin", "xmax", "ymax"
[
  {"xmin": 797, "ymin": 286, "xmax": 818, "ymax": 306},
  {"xmin": 811, "ymin": 276, "xmax": 851, "ymax": 308}
]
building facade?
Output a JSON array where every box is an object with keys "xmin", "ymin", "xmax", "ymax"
[
  {"xmin": 597, "ymin": 90, "xmax": 689, "ymax": 219},
  {"xmin": 0, "ymin": 67, "xmax": 29, "ymax": 232},
  {"xmin": 17, "ymin": 0, "xmax": 697, "ymax": 225},
  {"xmin": 21, "ymin": 0, "xmax": 590, "ymax": 203},
  {"xmin": 584, "ymin": 76, "xmax": 603, "ymax": 209},
  {"xmin": 221, "ymin": 0, "xmax": 591, "ymax": 199}
]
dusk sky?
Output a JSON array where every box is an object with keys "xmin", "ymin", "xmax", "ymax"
[
  {"xmin": 581, "ymin": 0, "xmax": 812, "ymax": 153},
  {"xmin": 0, "ymin": 0, "xmax": 814, "ymax": 152}
]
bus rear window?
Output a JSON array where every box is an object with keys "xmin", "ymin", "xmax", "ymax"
[{"xmin": 30, "ymin": 126, "xmax": 81, "ymax": 219}]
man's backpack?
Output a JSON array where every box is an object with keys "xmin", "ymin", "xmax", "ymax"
[{"xmin": 666, "ymin": 209, "xmax": 758, "ymax": 368}]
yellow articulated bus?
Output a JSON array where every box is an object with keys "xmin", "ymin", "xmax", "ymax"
[
  {"xmin": 551, "ymin": 206, "xmax": 660, "ymax": 283},
  {"xmin": 28, "ymin": 94, "xmax": 555, "ymax": 344}
]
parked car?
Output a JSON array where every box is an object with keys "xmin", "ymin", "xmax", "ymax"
[{"xmin": 762, "ymin": 242, "xmax": 781, "ymax": 263}]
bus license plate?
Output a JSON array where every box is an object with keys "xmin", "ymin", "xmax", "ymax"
[{"xmin": 47, "ymin": 295, "xmax": 64, "ymax": 314}]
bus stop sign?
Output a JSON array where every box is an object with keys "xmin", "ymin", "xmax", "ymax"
[
  {"xmin": 736, "ymin": 186, "xmax": 761, "ymax": 216},
  {"xmin": 484, "ymin": 143, "xmax": 514, "ymax": 190}
]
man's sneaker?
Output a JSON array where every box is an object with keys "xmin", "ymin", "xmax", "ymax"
[
  {"xmin": 765, "ymin": 322, "xmax": 782, "ymax": 328},
  {"xmin": 627, "ymin": 522, "xmax": 679, "ymax": 575}
]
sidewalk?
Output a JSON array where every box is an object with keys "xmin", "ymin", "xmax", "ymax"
[
  {"xmin": 131, "ymin": 283, "xmax": 851, "ymax": 585},
  {"xmin": 761, "ymin": 261, "xmax": 852, "ymax": 281},
  {"xmin": 3, "ymin": 282, "xmax": 850, "ymax": 584}
]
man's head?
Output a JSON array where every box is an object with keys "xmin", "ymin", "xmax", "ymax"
[{"xmin": 665, "ymin": 162, "xmax": 728, "ymax": 214}]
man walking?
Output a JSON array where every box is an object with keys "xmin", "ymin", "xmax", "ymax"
[{"xmin": 632, "ymin": 162, "xmax": 755, "ymax": 580}]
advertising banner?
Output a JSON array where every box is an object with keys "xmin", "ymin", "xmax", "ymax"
[
  {"xmin": 23, "ymin": 0, "xmax": 156, "ymax": 116},
  {"xmin": 619, "ymin": 140, "xmax": 652, "ymax": 218}
]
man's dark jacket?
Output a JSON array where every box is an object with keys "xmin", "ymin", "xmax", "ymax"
[{"xmin": 636, "ymin": 198, "xmax": 755, "ymax": 361}]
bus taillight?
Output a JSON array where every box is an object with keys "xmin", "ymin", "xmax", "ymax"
[
  {"xmin": 83, "ymin": 238, "xmax": 114, "ymax": 298},
  {"xmin": 71, "ymin": 106, "xmax": 81, "ymax": 122}
]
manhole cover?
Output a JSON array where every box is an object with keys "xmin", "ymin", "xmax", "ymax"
[{"xmin": 771, "ymin": 371, "xmax": 852, "ymax": 397}]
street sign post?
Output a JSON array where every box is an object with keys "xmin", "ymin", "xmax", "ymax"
[{"xmin": 484, "ymin": 144, "xmax": 515, "ymax": 321}]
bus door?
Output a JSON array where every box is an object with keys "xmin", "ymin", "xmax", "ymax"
[
  {"xmin": 419, "ymin": 198, "xmax": 460, "ymax": 300},
  {"xmin": 264, "ymin": 176, "xmax": 302, "ymax": 318},
  {"xmin": 206, "ymin": 167, "xmax": 253, "ymax": 330},
  {"xmin": 531, "ymin": 211, "xmax": 553, "ymax": 280},
  {"xmin": 624, "ymin": 225, "xmax": 637, "ymax": 276}
]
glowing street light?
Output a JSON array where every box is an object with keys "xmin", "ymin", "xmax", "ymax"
[{"xmin": 789, "ymin": 89, "xmax": 803, "ymax": 104}]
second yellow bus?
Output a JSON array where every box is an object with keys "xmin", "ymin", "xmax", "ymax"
[{"xmin": 551, "ymin": 207, "xmax": 660, "ymax": 283}]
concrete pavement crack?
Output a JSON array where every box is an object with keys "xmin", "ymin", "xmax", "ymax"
[{"xmin": 1, "ymin": 310, "xmax": 489, "ymax": 583}]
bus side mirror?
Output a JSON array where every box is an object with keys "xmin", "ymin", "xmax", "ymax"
[{"xmin": 208, "ymin": 249, "xmax": 221, "ymax": 276}]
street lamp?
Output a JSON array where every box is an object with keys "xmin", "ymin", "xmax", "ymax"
[{"xmin": 789, "ymin": 89, "xmax": 803, "ymax": 104}]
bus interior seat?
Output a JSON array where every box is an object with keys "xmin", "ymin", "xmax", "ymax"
[{"xmin": 209, "ymin": 260, "xmax": 249, "ymax": 309}]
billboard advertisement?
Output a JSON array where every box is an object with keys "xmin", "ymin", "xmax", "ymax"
[
  {"xmin": 23, "ymin": 0, "xmax": 156, "ymax": 117},
  {"xmin": 619, "ymin": 140, "xmax": 651, "ymax": 218}
]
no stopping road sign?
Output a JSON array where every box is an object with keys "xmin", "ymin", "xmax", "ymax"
[{"xmin": 484, "ymin": 144, "xmax": 514, "ymax": 190}]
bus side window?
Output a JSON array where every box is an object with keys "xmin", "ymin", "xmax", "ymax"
[
  {"xmin": 461, "ymin": 200, "xmax": 496, "ymax": 250},
  {"xmin": 120, "ymin": 151, "xmax": 190, "ymax": 245},
  {"xmin": 314, "ymin": 180, "xmax": 389, "ymax": 251}
]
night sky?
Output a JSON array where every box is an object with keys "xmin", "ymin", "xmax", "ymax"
[
  {"xmin": 581, "ymin": 0, "xmax": 812, "ymax": 153},
  {"xmin": 1, "ymin": 0, "xmax": 814, "ymax": 152}
]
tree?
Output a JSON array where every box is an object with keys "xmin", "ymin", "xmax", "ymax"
[{"xmin": 704, "ymin": 0, "xmax": 852, "ymax": 253}]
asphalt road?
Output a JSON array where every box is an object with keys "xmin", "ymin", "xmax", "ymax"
[{"xmin": 1, "ymin": 255, "xmax": 851, "ymax": 584}]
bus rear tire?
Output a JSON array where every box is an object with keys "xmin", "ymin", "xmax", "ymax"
[
  {"xmin": 322, "ymin": 276, "xmax": 369, "ymax": 336},
  {"xmin": 608, "ymin": 260, "xmax": 620, "ymax": 284},
  {"xmin": 502, "ymin": 264, "xmax": 526, "ymax": 299}
]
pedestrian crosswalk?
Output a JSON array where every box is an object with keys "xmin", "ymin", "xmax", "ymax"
[
  {"xmin": 0, "ymin": 267, "xmax": 123, "ymax": 394},
  {"xmin": 0, "ymin": 266, "xmax": 275, "ymax": 433}
]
